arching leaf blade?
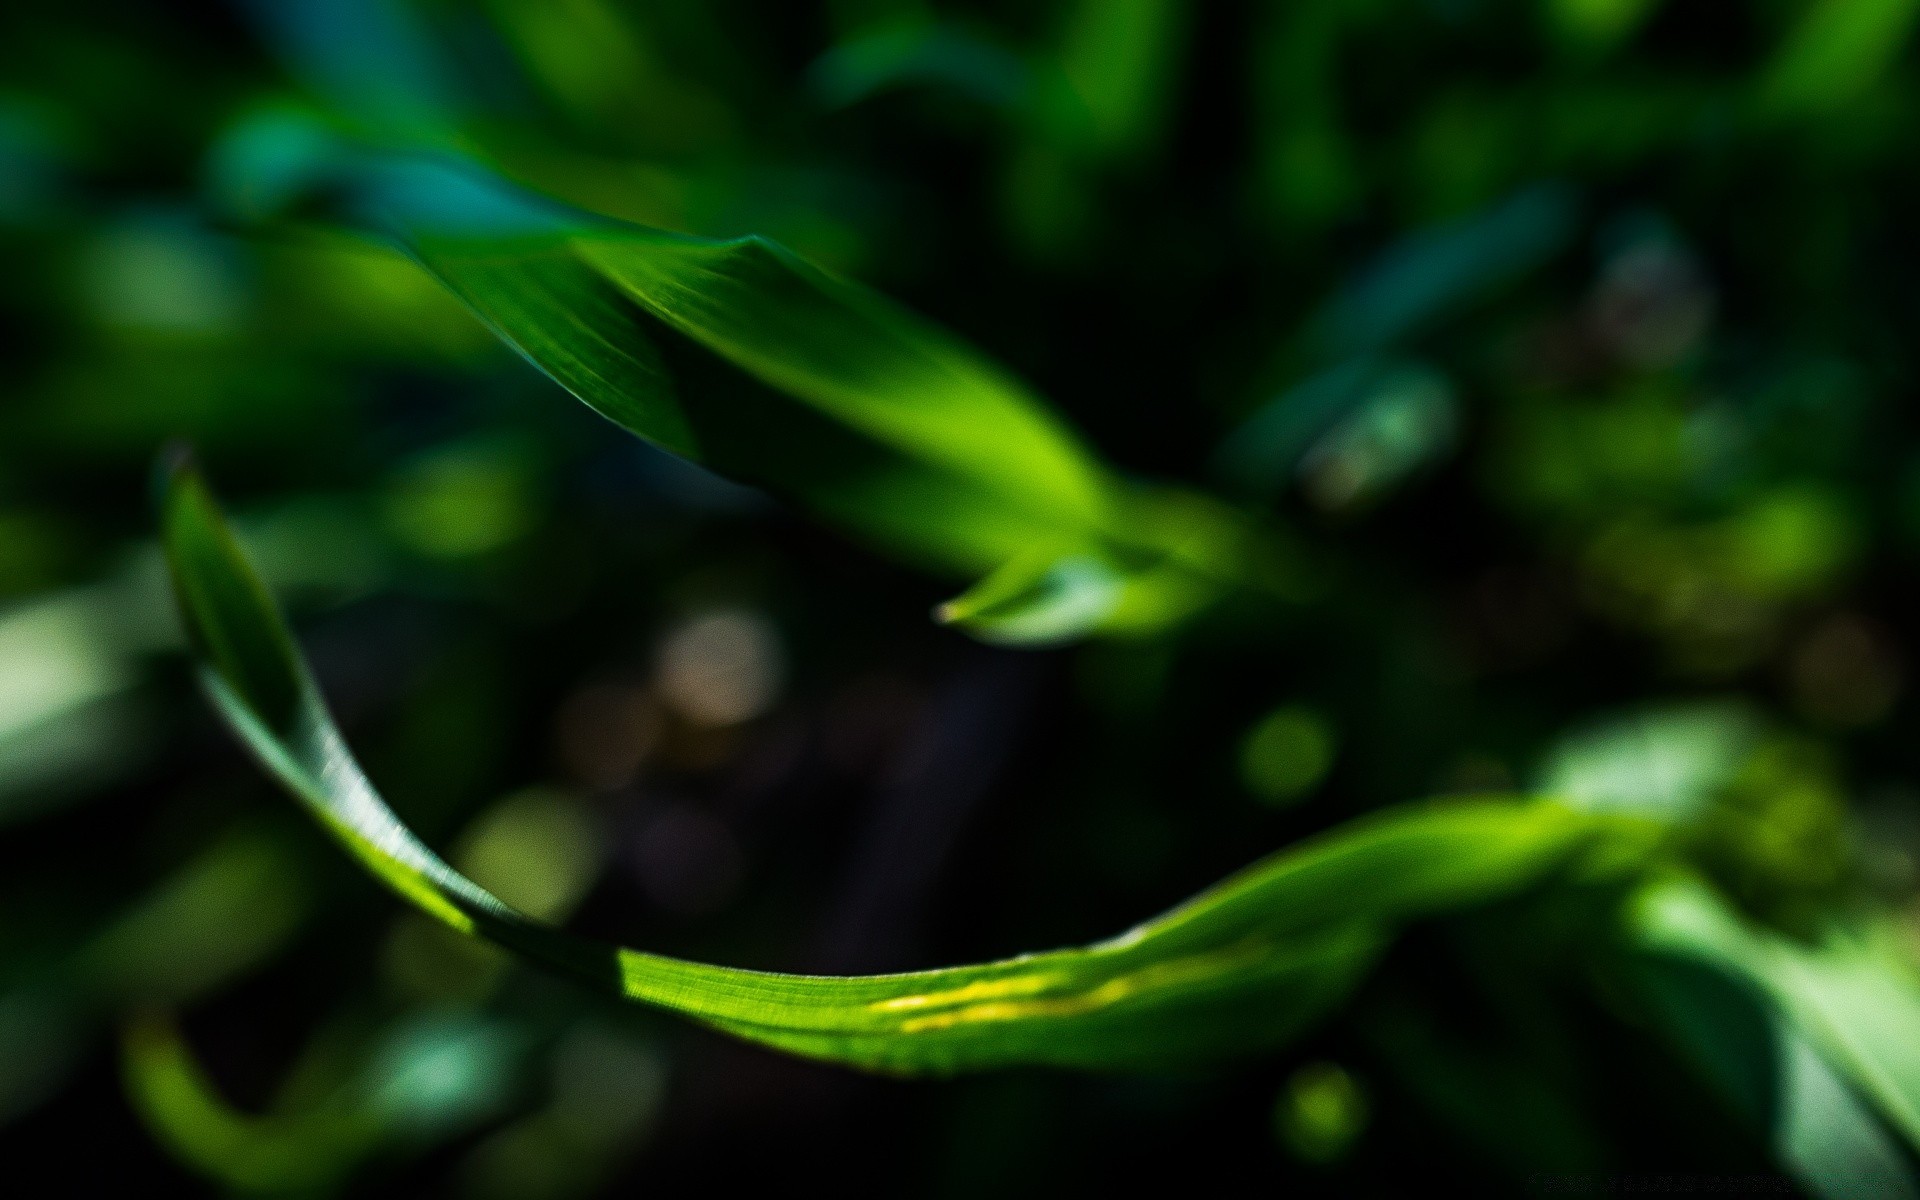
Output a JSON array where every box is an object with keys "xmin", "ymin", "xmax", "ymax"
[{"xmin": 162, "ymin": 460, "xmax": 1622, "ymax": 1074}]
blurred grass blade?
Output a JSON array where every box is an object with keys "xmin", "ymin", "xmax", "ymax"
[
  {"xmin": 1053, "ymin": 0, "xmax": 1187, "ymax": 161},
  {"xmin": 124, "ymin": 1008, "xmax": 528, "ymax": 1193},
  {"xmin": 1628, "ymin": 878, "xmax": 1920, "ymax": 1196},
  {"xmin": 1547, "ymin": 0, "xmax": 1665, "ymax": 58},
  {"xmin": 123, "ymin": 1014, "xmax": 376, "ymax": 1194},
  {"xmin": 80, "ymin": 826, "xmax": 311, "ymax": 1007},
  {"xmin": 808, "ymin": 20, "xmax": 1034, "ymax": 111},
  {"xmin": 163, "ymin": 459, "xmax": 1619, "ymax": 1074},
  {"xmin": 1761, "ymin": 0, "xmax": 1920, "ymax": 117}
]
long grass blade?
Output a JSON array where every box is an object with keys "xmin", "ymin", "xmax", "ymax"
[{"xmin": 163, "ymin": 458, "xmax": 1615, "ymax": 1073}]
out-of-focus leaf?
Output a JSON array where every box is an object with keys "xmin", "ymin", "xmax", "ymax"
[
  {"xmin": 0, "ymin": 589, "xmax": 144, "ymax": 815},
  {"xmin": 1307, "ymin": 184, "xmax": 1579, "ymax": 357},
  {"xmin": 161, "ymin": 461, "xmax": 1631, "ymax": 1075},
  {"xmin": 122, "ymin": 1008, "xmax": 526, "ymax": 1193},
  {"xmin": 1761, "ymin": 0, "xmax": 1920, "ymax": 117},
  {"xmin": 1218, "ymin": 356, "xmax": 1459, "ymax": 512},
  {"xmin": 809, "ymin": 20, "xmax": 1034, "ymax": 111},
  {"xmin": 1294, "ymin": 366, "xmax": 1458, "ymax": 511},
  {"xmin": 1539, "ymin": 702, "xmax": 1759, "ymax": 822},
  {"xmin": 934, "ymin": 535, "xmax": 1226, "ymax": 646},
  {"xmin": 237, "ymin": 0, "xmax": 464, "ymax": 139},
  {"xmin": 123, "ymin": 1014, "xmax": 377, "ymax": 1194},
  {"xmin": 0, "ymin": 825, "xmax": 314, "ymax": 1127},
  {"xmin": 207, "ymin": 120, "xmax": 1288, "ymax": 635},
  {"xmin": 1627, "ymin": 877, "xmax": 1920, "ymax": 1197},
  {"xmin": 1546, "ymin": 0, "xmax": 1665, "ymax": 57},
  {"xmin": 936, "ymin": 552, "xmax": 1125, "ymax": 646},
  {"xmin": 1052, "ymin": 0, "xmax": 1187, "ymax": 161},
  {"xmin": 0, "ymin": 493, "xmax": 389, "ymax": 822},
  {"xmin": 1217, "ymin": 358, "xmax": 1440, "ymax": 498},
  {"xmin": 80, "ymin": 826, "xmax": 311, "ymax": 1006}
]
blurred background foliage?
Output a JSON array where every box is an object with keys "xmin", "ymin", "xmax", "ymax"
[{"xmin": 8, "ymin": 0, "xmax": 1920, "ymax": 1194}]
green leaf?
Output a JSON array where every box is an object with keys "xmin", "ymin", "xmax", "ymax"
[
  {"xmin": 1537, "ymin": 702, "xmax": 1760, "ymax": 823},
  {"xmin": 123, "ymin": 1014, "xmax": 378, "ymax": 1195},
  {"xmin": 162, "ymin": 459, "xmax": 1622, "ymax": 1075},
  {"xmin": 122, "ymin": 1008, "xmax": 524, "ymax": 1194},
  {"xmin": 936, "ymin": 551, "xmax": 1126, "ymax": 646},
  {"xmin": 1625, "ymin": 877, "xmax": 1920, "ymax": 1198},
  {"xmin": 209, "ymin": 119, "xmax": 1296, "ymax": 635},
  {"xmin": 1761, "ymin": 0, "xmax": 1920, "ymax": 117}
]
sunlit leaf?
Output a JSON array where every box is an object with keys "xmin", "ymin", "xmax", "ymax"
[
  {"xmin": 208, "ymin": 118, "xmax": 1290, "ymax": 636},
  {"xmin": 1538, "ymin": 702, "xmax": 1759, "ymax": 823},
  {"xmin": 1306, "ymin": 184, "xmax": 1578, "ymax": 357},
  {"xmin": 162, "ymin": 460, "xmax": 1628, "ymax": 1074}
]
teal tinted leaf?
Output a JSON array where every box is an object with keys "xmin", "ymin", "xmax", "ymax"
[
  {"xmin": 239, "ymin": 0, "xmax": 464, "ymax": 140},
  {"xmin": 1763, "ymin": 923, "xmax": 1920, "ymax": 1151},
  {"xmin": 1632, "ymin": 951, "xmax": 1915, "ymax": 1200},
  {"xmin": 1294, "ymin": 365, "xmax": 1457, "ymax": 512},
  {"xmin": 1217, "ymin": 358, "xmax": 1422, "ymax": 499},
  {"xmin": 1217, "ymin": 357, "xmax": 1461, "ymax": 512},
  {"xmin": 163, "ymin": 461, "xmax": 1621, "ymax": 1075},
  {"xmin": 1307, "ymin": 184, "xmax": 1578, "ymax": 357},
  {"xmin": 1627, "ymin": 878, "xmax": 1920, "ymax": 1196}
]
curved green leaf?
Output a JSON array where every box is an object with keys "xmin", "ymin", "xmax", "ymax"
[
  {"xmin": 163, "ymin": 459, "xmax": 1622, "ymax": 1074},
  {"xmin": 123, "ymin": 1014, "xmax": 377, "ymax": 1195}
]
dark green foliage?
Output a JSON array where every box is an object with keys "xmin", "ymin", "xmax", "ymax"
[{"xmin": 9, "ymin": 1, "xmax": 1920, "ymax": 1196}]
